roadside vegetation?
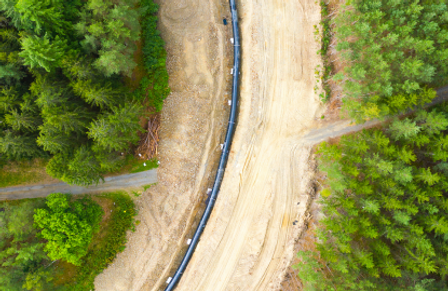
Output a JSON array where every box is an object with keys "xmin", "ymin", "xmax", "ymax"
[
  {"xmin": 314, "ymin": 1, "xmax": 332, "ymax": 102},
  {"xmin": 0, "ymin": 158, "xmax": 53, "ymax": 187},
  {"xmin": 0, "ymin": 191, "xmax": 137, "ymax": 291},
  {"xmin": 329, "ymin": 0, "xmax": 448, "ymax": 121},
  {"xmin": 0, "ymin": 0, "xmax": 168, "ymax": 186}
]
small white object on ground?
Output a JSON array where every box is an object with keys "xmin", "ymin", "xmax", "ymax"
[
  {"xmin": 230, "ymin": 38, "xmax": 234, "ymax": 44},
  {"xmin": 143, "ymin": 163, "xmax": 147, "ymax": 166},
  {"xmin": 228, "ymin": 100, "xmax": 232, "ymax": 106},
  {"xmin": 187, "ymin": 239, "xmax": 192, "ymax": 245},
  {"xmin": 138, "ymin": 153, "xmax": 142, "ymax": 157},
  {"xmin": 230, "ymin": 68, "xmax": 233, "ymax": 75},
  {"xmin": 166, "ymin": 277, "xmax": 172, "ymax": 284},
  {"xmin": 220, "ymin": 144, "xmax": 224, "ymax": 150},
  {"xmin": 207, "ymin": 188, "xmax": 212, "ymax": 194}
]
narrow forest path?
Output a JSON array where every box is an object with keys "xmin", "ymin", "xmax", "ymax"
[
  {"xmin": 303, "ymin": 85, "xmax": 448, "ymax": 145},
  {"xmin": 0, "ymin": 170, "xmax": 158, "ymax": 200}
]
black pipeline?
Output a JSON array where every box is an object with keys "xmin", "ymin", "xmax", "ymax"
[{"xmin": 163, "ymin": 0, "xmax": 241, "ymax": 290}]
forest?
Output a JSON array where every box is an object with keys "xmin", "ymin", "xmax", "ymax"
[
  {"xmin": 0, "ymin": 192, "xmax": 137, "ymax": 291},
  {"xmin": 295, "ymin": 0, "xmax": 448, "ymax": 290},
  {"xmin": 330, "ymin": 0, "xmax": 448, "ymax": 121},
  {"xmin": 0, "ymin": 0, "xmax": 169, "ymax": 186},
  {"xmin": 297, "ymin": 105, "xmax": 448, "ymax": 290}
]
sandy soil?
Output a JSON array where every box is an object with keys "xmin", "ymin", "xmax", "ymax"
[
  {"xmin": 94, "ymin": 0, "xmax": 233, "ymax": 289},
  {"xmin": 172, "ymin": 0, "xmax": 325, "ymax": 290}
]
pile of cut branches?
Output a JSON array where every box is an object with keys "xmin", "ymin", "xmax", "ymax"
[{"xmin": 137, "ymin": 114, "xmax": 160, "ymax": 159}]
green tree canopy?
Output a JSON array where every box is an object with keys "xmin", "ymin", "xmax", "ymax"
[
  {"xmin": 332, "ymin": 0, "xmax": 448, "ymax": 121},
  {"xmin": 19, "ymin": 34, "xmax": 66, "ymax": 72},
  {"xmin": 0, "ymin": 200, "xmax": 48, "ymax": 291},
  {"xmin": 296, "ymin": 105, "xmax": 448, "ymax": 290},
  {"xmin": 33, "ymin": 193, "xmax": 103, "ymax": 266},
  {"xmin": 88, "ymin": 103, "xmax": 142, "ymax": 152}
]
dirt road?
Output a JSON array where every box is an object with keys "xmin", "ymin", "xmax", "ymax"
[
  {"xmin": 0, "ymin": 170, "xmax": 157, "ymax": 200},
  {"xmin": 173, "ymin": 0, "xmax": 324, "ymax": 290}
]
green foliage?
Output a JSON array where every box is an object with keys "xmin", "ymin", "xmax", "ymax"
[
  {"xmin": 22, "ymin": 267, "xmax": 54, "ymax": 291},
  {"xmin": 34, "ymin": 193, "xmax": 103, "ymax": 266},
  {"xmin": 88, "ymin": 103, "xmax": 143, "ymax": 152},
  {"xmin": 46, "ymin": 147, "xmax": 105, "ymax": 186},
  {"xmin": 332, "ymin": 0, "xmax": 448, "ymax": 121},
  {"xmin": 0, "ymin": 158, "xmax": 50, "ymax": 188},
  {"xmin": 71, "ymin": 78, "xmax": 123, "ymax": 109},
  {"xmin": 129, "ymin": 157, "xmax": 158, "ymax": 173},
  {"xmin": 0, "ymin": 199, "xmax": 49, "ymax": 291},
  {"xmin": 314, "ymin": 1, "xmax": 332, "ymax": 102},
  {"xmin": 136, "ymin": 0, "xmax": 170, "ymax": 111},
  {"xmin": 0, "ymin": 0, "xmax": 164, "ymax": 185},
  {"xmin": 0, "ymin": 131, "xmax": 44, "ymax": 159},
  {"xmin": 0, "ymin": 192, "xmax": 136, "ymax": 290},
  {"xmin": 14, "ymin": 0, "xmax": 72, "ymax": 35},
  {"xmin": 19, "ymin": 34, "xmax": 67, "ymax": 72},
  {"xmin": 66, "ymin": 192, "xmax": 136, "ymax": 291},
  {"xmin": 76, "ymin": 0, "xmax": 140, "ymax": 76},
  {"xmin": 296, "ymin": 105, "xmax": 448, "ymax": 289}
]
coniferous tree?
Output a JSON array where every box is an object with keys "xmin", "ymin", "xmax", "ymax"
[
  {"xmin": 75, "ymin": 0, "xmax": 140, "ymax": 76},
  {"xmin": 88, "ymin": 103, "xmax": 142, "ymax": 152},
  {"xmin": 0, "ymin": 131, "xmax": 42, "ymax": 159},
  {"xmin": 72, "ymin": 78, "xmax": 122, "ymax": 109},
  {"xmin": 14, "ymin": 0, "xmax": 69, "ymax": 35},
  {"xmin": 4, "ymin": 108, "xmax": 39, "ymax": 131},
  {"xmin": 19, "ymin": 34, "xmax": 66, "ymax": 72},
  {"xmin": 0, "ymin": 200, "xmax": 49, "ymax": 290}
]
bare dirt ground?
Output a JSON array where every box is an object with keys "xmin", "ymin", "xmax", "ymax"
[
  {"xmin": 94, "ymin": 0, "xmax": 233, "ymax": 289},
  {"xmin": 172, "ymin": 0, "xmax": 325, "ymax": 290}
]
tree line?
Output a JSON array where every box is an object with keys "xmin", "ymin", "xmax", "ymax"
[
  {"xmin": 296, "ymin": 103, "xmax": 448, "ymax": 290},
  {"xmin": 331, "ymin": 0, "xmax": 448, "ymax": 121},
  {"xmin": 0, "ymin": 0, "xmax": 169, "ymax": 185}
]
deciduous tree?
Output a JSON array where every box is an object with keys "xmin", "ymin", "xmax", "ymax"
[{"xmin": 33, "ymin": 193, "xmax": 103, "ymax": 266}]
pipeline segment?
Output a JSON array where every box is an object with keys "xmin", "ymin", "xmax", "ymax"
[{"xmin": 163, "ymin": 0, "xmax": 241, "ymax": 290}]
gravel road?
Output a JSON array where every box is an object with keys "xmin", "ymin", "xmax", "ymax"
[{"xmin": 0, "ymin": 170, "xmax": 158, "ymax": 200}]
